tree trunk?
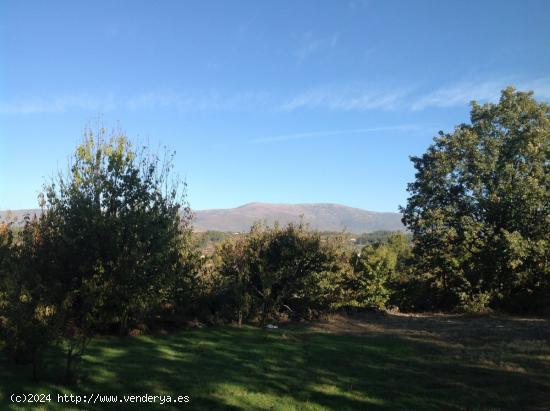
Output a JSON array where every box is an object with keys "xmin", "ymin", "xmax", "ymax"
[
  {"xmin": 32, "ymin": 349, "xmax": 39, "ymax": 381},
  {"xmin": 120, "ymin": 311, "xmax": 129, "ymax": 335},
  {"xmin": 65, "ymin": 347, "xmax": 73, "ymax": 382},
  {"xmin": 260, "ymin": 299, "xmax": 267, "ymax": 327}
]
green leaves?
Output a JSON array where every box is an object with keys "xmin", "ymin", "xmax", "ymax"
[
  {"xmin": 1, "ymin": 126, "xmax": 194, "ymax": 379},
  {"xmin": 215, "ymin": 222, "xmax": 352, "ymax": 322},
  {"xmin": 402, "ymin": 87, "xmax": 550, "ymax": 312}
]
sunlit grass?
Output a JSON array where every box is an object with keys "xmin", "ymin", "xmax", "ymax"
[{"xmin": 1, "ymin": 316, "xmax": 549, "ymax": 410}]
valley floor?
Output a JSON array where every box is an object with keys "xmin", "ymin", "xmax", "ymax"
[{"xmin": 1, "ymin": 312, "xmax": 549, "ymax": 410}]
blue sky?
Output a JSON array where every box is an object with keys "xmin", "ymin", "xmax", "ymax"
[{"xmin": 1, "ymin": 0, "xmax": 549, "ymax": 212}]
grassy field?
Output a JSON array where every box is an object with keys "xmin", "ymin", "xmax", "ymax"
[{"xmin": 1, "ymin": 313, "xmax": 549, "ymax": 410}]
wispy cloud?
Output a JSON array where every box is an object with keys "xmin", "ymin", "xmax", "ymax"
[
  {"xmin": 283, "ymin": 77, "xmax": 550, "ymax": 113},
  {"xmin": 281, "ymin": 84, "xmax": 409, "ymax": 111},
  {"xmin": 2, "ymin": 77, "xmax": 548, "ymax": 116},
  {"xmin": 103, "ymin": 24, "xmax": 119, "ymax": 39},
  {"xmin": 411, "ymin": 80, "xmax": 505, "ymax": 111},
  {"xmin": 348, "ymin": 0, "xmax": 370, "ymax": 10},
  {"xmin": 0, "ymin": 91, "xmax": 270, "ymax": 115},
  {"xmin": 0, "ymin": 94, "xmax": 117, "ymax": 115},
  {"xmin": 250, "ymin": 125, "xmax": 422, "ymax": 144},
  {"xmin": 295, "ymin": 31, "xmax": 339, "ymax": 61},
  {"xmin": 126, "ymin": 91, "xmax": 269, "ymax": 111},
  {"xmin": 521, "ymin": 78, "xmax": 550, "ymax": 100},
  {"xmin": 411, "ymin": 77, "xmax": 550, "ymax": 110}
]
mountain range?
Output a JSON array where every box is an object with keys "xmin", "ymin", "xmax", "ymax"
[
  {"xmin": 192, "ymin": 203, "xmax": 404, "ymax": 233},
  {"xmin": 1, "ymin": 203, "xmax": 404, "ymax": 234}
]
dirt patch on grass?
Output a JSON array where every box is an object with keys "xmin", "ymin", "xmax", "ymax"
[
  {"xmin": 277, "ymin": 311, "xmax": 550, "ymax": 410},
  {"xmin": 304, "ymin": 311, "xmax": 550, "ymax": 343}
]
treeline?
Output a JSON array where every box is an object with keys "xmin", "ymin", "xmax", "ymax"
[
  {"xmin": 354, "ymin": 231, "xmax": 412, "ymax": 245},
  {"xmin": 192, "ymin": 230, "xmax": 227, "ymax": 251},
  {"xmin": 0, "ymin": 87, "xmax": 549, "ymax": 381},
  {"xmin": 191, "ymin": 230, "xmax": 411, "ymax": 255}
]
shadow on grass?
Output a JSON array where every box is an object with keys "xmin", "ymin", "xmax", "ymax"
[{"xmin": 1, "ymin": 322, "xmax": 549, "ymax": 410}]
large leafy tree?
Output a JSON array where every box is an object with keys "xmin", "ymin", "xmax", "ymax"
[
  {"xmin": 43, "ymin": 128, "xmax": 192, "ymax": 334},
  {"xmin": 1, "ymin": 127, "xmax": 192, "ymax": 379},
  {"xmin": 402, "ymin": 88, "xmax": 550, "ymax": 312}
]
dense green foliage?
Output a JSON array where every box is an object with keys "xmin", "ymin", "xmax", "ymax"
[
  {"xmin": 354, "ymin": 230, "xmax": 412, "ymax": 245},
  {"xmin": 191, "ymin": 230, "xmax": 228, "ymax": 252},
  {"xmin": 0, "ymin": 129, "xmax": 192, "ymax": 379},
  {"xmin": 350, "ymin": 233, "xmax": 412, "ymax": 310},
  {"xmin": 214, "ymin": 223, "xmax": 349, "ymax": 324},
  {"xmin": 199, "ymin": 224, "xmax": 411, "ymax": 324},
  {"xmin": 402, "ymin": 88, "xmax": 550, "ymax": 313}
]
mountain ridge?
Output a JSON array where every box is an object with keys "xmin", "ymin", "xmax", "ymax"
[
  {"xmin": 192, "ymin": 202, "xmax": 403, "ymax": 233},
  {"xmin": 1, "ymin": 203, "xmax": 405, "ymax": 234}
]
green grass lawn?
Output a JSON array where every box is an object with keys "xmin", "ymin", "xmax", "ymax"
[{"xmin": 1, "ymin": 313, "xmax": 549, "ymax": 410}]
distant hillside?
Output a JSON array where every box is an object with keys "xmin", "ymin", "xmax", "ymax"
[
  {"xmin": 193, "ymin": 203, "xmax": 404, "ymax": 233},
  {"xmin": 0, "ymin": 209, "xmax": 40, "ymax": 223},
  {"xmin": 1, "ymin": 203, "xmax": 405, "ymax": 234}
]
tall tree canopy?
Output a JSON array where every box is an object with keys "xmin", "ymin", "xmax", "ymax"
[
  {"xmin": 43, "ymin": 128, "xmax": 192, "ymax": 332},
  {"xmin": 0, "ymin": 127, "xmax": 193, "ymax": 379},
  {"xmin": 402, "ymin": 87, "xmax": 550, "ymax": 312}
]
